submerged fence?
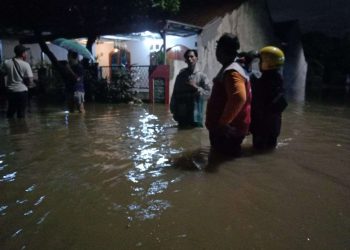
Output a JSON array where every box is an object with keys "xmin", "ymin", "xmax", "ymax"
[
  {"xmin": 99, "ymin": 65, "xmax": 150, "ymax": 100},
  {"xmin": 31, "ymin": 64, "xmax": 152, "ymax": 102}
]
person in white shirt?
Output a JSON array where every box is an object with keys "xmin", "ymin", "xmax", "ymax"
[
  {"xmin": 2, "ymin": 44, "xmax": 33, "ymax": 118},
  {"xmin": 170, "ymin": 49, "xmax": 211, "ymax": 127}
]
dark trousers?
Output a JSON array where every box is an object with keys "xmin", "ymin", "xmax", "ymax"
[
  {"xmin": 209, "ymin": 130, "xmax": 244, "ymax": 157},
  {"xmin": 251, "ymin": 114, "xmax": 281, "ymax": 150},
  {"xmin": 7, "ymin": 91, "xmax": 28, "ymax": 118},
  {"xmin": 252, "ymin": 135, "xmax": 278, "ymax": 150}
]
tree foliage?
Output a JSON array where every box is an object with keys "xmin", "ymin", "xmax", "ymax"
[
  {"xmin": 152, "ymin": 0, "xmax": 180, "ymax": 12},
  {"xmin": 1, "ymin": 0, "xmax": 181, "ymax": 39}
]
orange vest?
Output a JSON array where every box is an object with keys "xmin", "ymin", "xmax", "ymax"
[{"xmin": 206, "ymin": 62, "xmax": 251, "ymax": 135}]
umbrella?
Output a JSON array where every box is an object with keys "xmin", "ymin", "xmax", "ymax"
[{"xmin": 52, "ymin": 38, "xmax": 95, "ymax": 61}]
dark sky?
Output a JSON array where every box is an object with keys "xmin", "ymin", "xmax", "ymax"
[{"xmin": 267, "ymin": 0, "xmax": 350, "ymax": 37}]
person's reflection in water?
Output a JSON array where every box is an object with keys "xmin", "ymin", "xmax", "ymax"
[
  {"xmin": 8, "ymin": 119, "xmax": 29, "ymax": 135},
  {"xmin": 173, "ymin": 147, "xmax": 236, "ymax": 173},
  {"xmin": 205, "ymin": 148, "xmax": 238, "ymax": 172}
]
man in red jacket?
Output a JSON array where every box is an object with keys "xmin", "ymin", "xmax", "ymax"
[{"xmin": 205, "ymin": 33, "xmax": 251, "ymax": 156}]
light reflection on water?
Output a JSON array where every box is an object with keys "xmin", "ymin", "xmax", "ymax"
[
  {"xmin": 0, "ymin": 102, "xmax": 350, "ymax": 249},
  {"xmin": 124, "ymin": 112, "xmax": 176, "ymax": 221}
]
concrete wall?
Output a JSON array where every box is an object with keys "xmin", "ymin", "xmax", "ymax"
[
  {"xmin": 197, "ymin": 0, "xmax": 277, "ymax": 81},
  {"xmin": 192, "ymin": 0, "xmax": 306, "ymax": 102},
  {"xmin": 278, "ymin": 22, "xmax": 307, "ymax": 102},
  {"xmin": 167, "ymin": 0, "xmax": 277, "ymax": 100},
  {"xmin": 170, "ymin": 0, "xmax": 277, "ymax": 101}
]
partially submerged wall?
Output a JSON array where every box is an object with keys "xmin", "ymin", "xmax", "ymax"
[
  {"xmin": 276, "ymin": 21, "xmax": 307, "ymax": 102},
  {"xmin": 196, "ymin": 0, "xmax": 306, "ymax": 102}
]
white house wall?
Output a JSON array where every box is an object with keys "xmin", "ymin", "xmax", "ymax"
[
  {"xmin": 195, "ymin": 0, "xmax": 306, "ymax": 102},
  {"xmin": 95, "ymin": 41, "xmax": 114, "ymax": 67},
  {"xmin": 125, "ymin": 40, "xmax": 152, "ymax": 65}
]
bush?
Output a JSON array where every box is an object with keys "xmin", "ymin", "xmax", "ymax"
[
  {"xmin": 36, "ymin": 66, "xmax": 65, "ymax": 103},
  {"xmin": 94, "ymin": 67, "xmax": 137, "ymax": 103}
]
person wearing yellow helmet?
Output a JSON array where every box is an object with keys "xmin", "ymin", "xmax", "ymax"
[
  {"xmin": 250, "ymin": 46, "xmax": 288, "ymax": 150},
  {"xmin": 259, "ymin": 46, "xmax": 285, "ymax": 70}
]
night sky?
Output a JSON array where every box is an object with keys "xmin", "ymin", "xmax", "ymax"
[{"xmin": 267, "ymin": 0, "xmax": 350, "ymax": 37}]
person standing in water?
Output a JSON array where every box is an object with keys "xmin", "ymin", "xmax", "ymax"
[
  {"xmin": 250, "ymin": 46, "xmax": 287, "ymax": 150},
  {"xmin": 66, "ymin": 50, "xmax": 85, "ymax": 113},
  {"xmin": 2, "ymin": 44, "xmax": 33, "ymax": 118},
  {"xmin": 170, "ymin": 49, "xmax": 211, "ymax": 128},
  {"xmin": 205, "ymin": 33, "xmax": 252, "ymax": 156}
]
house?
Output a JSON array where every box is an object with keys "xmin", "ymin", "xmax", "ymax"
[{"xmin": 0, "ymin": 0, "xmax": 307, "ymax": 103}]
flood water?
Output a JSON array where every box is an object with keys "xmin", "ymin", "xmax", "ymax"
[{"xmin": 0, "ymin": 101, "xmax": 350, "ymax": 249}]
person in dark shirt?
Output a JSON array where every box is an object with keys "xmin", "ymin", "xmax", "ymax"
[
  {"xmin": 250, "ymin": 46, "xmax": 288, "ymax": 150},
  {"xmin": 66, "ymin": 50, "xmax": 85, "ymax": 113}
]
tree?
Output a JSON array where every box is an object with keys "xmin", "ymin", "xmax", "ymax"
[{"xmin": 26, "ymin": 0, "xmax": 180, "ymax": 84}]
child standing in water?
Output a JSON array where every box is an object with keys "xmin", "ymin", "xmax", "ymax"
[{"xmin": 250, "ymin": 46, "xmax": 288, "ymax": 150}]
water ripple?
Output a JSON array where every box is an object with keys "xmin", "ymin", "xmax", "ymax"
[
  {"xmin": 135, "ymin": 200, "xmax": 171, "ymax": 220},
  {"xmin": 36, "ymin": 211, "xmax": 50, "ymax": 225},
  {"xmin": 146, "ymin": 180, "xmax": 169, "ymax": 196},
  {"xmin": 24, "ymin": 210, "xmax": 33, "ymax": 216},
  {"xmin": 16, "ymin": 199, "xmax": 28, "ymax": 205},
  {"xmin": 1, "ymin": 171, "xmax": 17, "ymax": 182},
  {"xmin": 0, "ymin": 163, "xmax": 8, "ymax": 171},
  {"xmin": 11, "ymin": 228, "xmax": 23, "ymax": 238},
  {"xmin": 34, "ymin": 196, "xmax": 45, "ymax": 206},
  {"xmin": 126, "ymin": 170, "xmax": 145, "ymax": 183},
  {"xmin": 25, "ymin": 185, "xmax": 36, "ymax": 192},
  {"xmin": 0, "ymin": 205, "xmax": 8, "ymax": 215}
]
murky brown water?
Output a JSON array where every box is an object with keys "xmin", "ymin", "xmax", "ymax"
[{"xmin": 1, "ymin": 102, "xmax": 350, "ymax": 249}]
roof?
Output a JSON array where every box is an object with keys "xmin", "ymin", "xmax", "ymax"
[{"xmin": 164, "ymin": 20, "xmax": 202, "ymax": 37}]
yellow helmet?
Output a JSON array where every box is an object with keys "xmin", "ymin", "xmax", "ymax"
[{"xmin": 259, "ymin": 46, "xmax": 285, "ymax": 70}]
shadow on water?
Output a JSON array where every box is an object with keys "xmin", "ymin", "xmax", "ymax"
[
  {"xmin": 7, "ymin": 119, "xmax": 29, "ymax": 135},
  {"xmin": 171, "ymin": 147, "xmax": 239, "ymax": 173},
  {"xmin": 171, "ymin": 142, "xmax": 276, "ymax": 173},
  {"xmin": 306, "ymin": 87, "xmax": 350, "ymax": 106}
]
